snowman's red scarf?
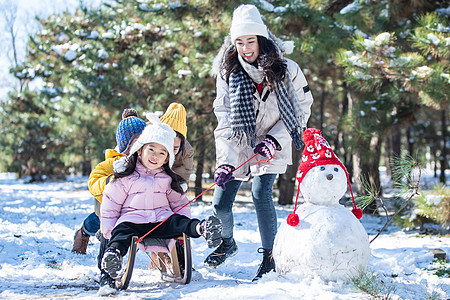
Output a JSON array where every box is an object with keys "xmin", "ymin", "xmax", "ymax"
[{"xmin": 287, "ymin": 167, "xmax": 363, "ymax": 227}]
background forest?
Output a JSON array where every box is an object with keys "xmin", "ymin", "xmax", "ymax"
[{"xmin": 0, "ymin": 0, "xmax": 448, "ymax": 205}]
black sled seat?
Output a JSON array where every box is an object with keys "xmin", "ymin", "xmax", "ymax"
[{"xmin": 115, "ymin": 234, "xmax": 192, "ymax": 290}]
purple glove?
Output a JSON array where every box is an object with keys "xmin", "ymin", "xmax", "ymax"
[
  {"xmin": 214, "ymin": 165, "xmax": 235, "ymax": 190},
  {"xmin": 254, "ymin": 137, "xmax": 277, "ymax": 158}
]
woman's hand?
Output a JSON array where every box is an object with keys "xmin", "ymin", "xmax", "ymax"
[
  {"xmin": 214, "ymin": 165, "xmax": 235, "ymax": 190},
  {"xmin": 253, "ymin": 137, "xmax": 277, "ymax": 158}
]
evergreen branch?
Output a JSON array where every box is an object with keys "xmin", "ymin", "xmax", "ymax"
[
  {"xmin": 349, "ymin": 268, "xmax": 396, "ymax": 299},
  {"xmin": 369, "ymin": 155, "xmax": 423, "ymax": 244}
]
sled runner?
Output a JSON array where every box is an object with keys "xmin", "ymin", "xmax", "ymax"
[{"xmin": 115, "ymin": 234, "xmax": 192, "ymax": 290}]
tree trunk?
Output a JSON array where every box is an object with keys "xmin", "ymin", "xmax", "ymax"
[
  {"xmin": 81, "ymin": 160, "xmax": 91, "ymax": 177},
  {"xmin": 81, "ymin": 145, "xmax": 91, "ymax": 176},
  {"xmin": 319, "ymin": 84, "xmax": 325, "ymax": 131},
  {"xmin": 407, "ymin": 126, "xmax": 414, "ymax": 156},
  {"xmin": 353, "ymin": 134, "xmax": 383, "ymax": 214},
  {"xmin": 392, "ymin": 127, "xmax": 401, "ymax": 158},
  {"xmin": 384, "ymin": 130, "xmax": 392, "ymax": 176},
  {"xmin": 440, "ymin": 109, "xmax": 447, "ymax": 183},
  {"xmin": 333, "ymin": 81, "xmax": 349, "ymax": 166},
  {"xmin": 347, "ymin": 88, "xmax": 383, "ymax": 214},
  {"xmin": 195, "ymin": 139, "xmax": 206, "ymax": 201},
  {"xmin": 391, "ymin": 126, "xmax": 401, "ymax": 182},
  {"xmin": 277, "ymin": 143, "xmax": 302, "ymax": 205},
  {"xmin": 353, "ymin": 136, "xmax": 383, "ymax": 195}
]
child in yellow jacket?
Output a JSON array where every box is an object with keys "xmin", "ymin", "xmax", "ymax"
[
  {"xmin": 71, "ymin": 105, "xmax": 195, "ymax": 288},
  {"xmin": 72, "ymin": 104, "xmax": 195, "ymax": 255},
  {"xmin": 71, "ymin": 109, "xmax": 147, "ymax": 254}
]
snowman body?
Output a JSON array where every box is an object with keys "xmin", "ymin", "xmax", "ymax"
[{"xmin": 273, "ymin": 164, "xmax": 371, "ymax": 281}]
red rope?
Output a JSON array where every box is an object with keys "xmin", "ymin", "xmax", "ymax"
[
  {"xmin": 135, "ymin": 153, "xmax": 261, "ymax": 244},
  {"xmin": 293, "ymin": 182, "xmax": 300, "ymax": 213}
]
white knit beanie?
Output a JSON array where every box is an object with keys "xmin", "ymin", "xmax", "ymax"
[
  {"xmin": 129, "ymin": 113, "xmax": 176, "ymax": 167},
  {"xmin": 230, "ymin": 4, "xmax": 268, "ymax": 44}
]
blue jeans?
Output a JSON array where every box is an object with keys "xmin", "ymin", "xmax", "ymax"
[
  {"xmin": 212, "ymin": 174, "xmax": 278, "ymax": 249},
  {"xmin": 82, "ymin": 212, "xmax": 100, "ymax": 236}
]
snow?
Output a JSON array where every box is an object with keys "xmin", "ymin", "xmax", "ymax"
[
  {"xmin": 258, "ymin": 0, "xmax": 275, "ymax": 12},
  {"xmin": 354, "ymin": 71, "xmax": 372, "ymax": 80},
  {"xmin": 64, "ymin": 50, "xmax": 78, "ymax": 62},
  {"xmin": 427, "ymin": 33, "xmax": 441, "ymax": 45},
  {"xmin": 414, "ymin": 66, "xmax": 434, "ymax": 78},
  {"xmin": 441, "ymin": 73, "xmax": 450, "ymax": 83},
  {"xmin": 375, "ymin": 32, "xmax": 391, "ymax": 46},
  {"xmin": 340, "ymin": 1, "xmax": 362, "ymax": 15},
  {"xmin": 98, "ymin": 49, "xmax": 109, "ymax": 60},
  {"xmin": 0, "ymin": 170, "xmax": 449, "ymax": 299}
]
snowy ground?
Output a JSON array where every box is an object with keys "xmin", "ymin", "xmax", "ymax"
[{"xmin": 0, "ymin": 171, "xmax": 449, "ymax": 300}]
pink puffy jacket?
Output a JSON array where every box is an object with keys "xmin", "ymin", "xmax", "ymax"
[{"xmin": 101, "ymin": 160, "xmax": 191, "ymax": 239}]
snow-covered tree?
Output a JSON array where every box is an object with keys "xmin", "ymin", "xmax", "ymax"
[{"xmin": 1, "ymin": 0, "xmax": 229, "ymax": 180}]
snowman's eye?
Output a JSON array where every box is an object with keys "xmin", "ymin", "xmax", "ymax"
[
  {"xmin": 334, "ymin": 167, "xmax": 339, "ymax": 172},
  {"xmin": 320, "ymin": 166, "xmax": 325, "ymax": 171}
]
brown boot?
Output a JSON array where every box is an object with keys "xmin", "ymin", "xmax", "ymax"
[{"xmin": 72, "ymin": 228, "xmax": 89, "ymax": 254}]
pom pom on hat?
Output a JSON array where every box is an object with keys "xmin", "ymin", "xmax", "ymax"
[
  {"xmin": 352, "ymin": 207, "xmax": 363, "ymax": 219},
  {"xmin": 287, "ymin": 213, "xmax": 299, "ymax": 227},
  {"xmin": 116, "ymin": 108, "xmax": 147, "ymax": 153},
  {"xmin": 288, "ymin": 128, "xmax": 363, "ymax": 227},
  {"xmin": 122, "ymin": 108, "xmax": 138, "ymax": 119},
  {"xmin": 230, "ymin": 4, "xmax": 268, "ymax": 44},
  {"xmin": 160, "ymin": 103, "xmax": 187, "ymax": 139},
  {"xmin": 129, "ymin": 113, "xmax": 176, "ymax": 167}
]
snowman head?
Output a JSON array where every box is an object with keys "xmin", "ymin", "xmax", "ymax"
[
  {"xmin": 287, "ymin": 129, "xmax": 363, "ymax": 227},
  {"xmin": 300, "ymin": 164, "xmax": 348, "ymax": 206}
]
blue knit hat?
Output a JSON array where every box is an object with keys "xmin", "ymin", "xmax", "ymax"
[{"xmin": 116, "ymin": 108, "xmax": 147, "ymax": 153}]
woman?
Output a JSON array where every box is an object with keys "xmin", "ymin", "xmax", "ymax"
[{"xmin": 206, "ymin": 4, "xmax": 314, "ymax": 281}]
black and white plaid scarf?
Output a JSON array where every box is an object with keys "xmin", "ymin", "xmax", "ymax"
[{"xmin": 228, "ymin": 56, "xmax": 305, "ymax": 150}]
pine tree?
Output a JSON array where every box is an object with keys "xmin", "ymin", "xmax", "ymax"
[{"xmin": 1, "ymin": 0, "xmax": 233, "ymax": 180}]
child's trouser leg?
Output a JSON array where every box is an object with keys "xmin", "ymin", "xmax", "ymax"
[
  {"xmin": 107, "ymin": 215, "xmax": 201, "ymax": 256},
  {"xmin": 97, "ymin": 235, "xmax": 109, "ymax": 271},
  {"xmin": 148, "ymin": 214, "xmax": 201, "ymax": 239}
]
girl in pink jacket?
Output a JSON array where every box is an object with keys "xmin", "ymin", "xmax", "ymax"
[{"xmin": 100, "ymin": 114, "xmax": 222, "ymax": 282}]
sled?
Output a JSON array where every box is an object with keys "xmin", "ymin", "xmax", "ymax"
[{"xmin": 114, "ymin": 234, "xmax": 192, "ymax": 290}]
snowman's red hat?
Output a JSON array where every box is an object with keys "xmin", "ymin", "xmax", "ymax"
[{"xmin": 287, "ymin": 128, "xmax": 363, "ymax": 227}]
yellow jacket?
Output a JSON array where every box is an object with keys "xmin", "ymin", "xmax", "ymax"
[{"xmin": 88, "ymin": 149, "xmax": 125, "ymax": 216}]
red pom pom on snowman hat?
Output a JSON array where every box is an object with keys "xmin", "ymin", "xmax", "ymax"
[{"xmin": 288, "ymin": 128, "xmax": 363, "ymax": 227}]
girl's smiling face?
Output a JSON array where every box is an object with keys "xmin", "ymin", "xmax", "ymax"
[
  {"xmin": 138, "ymin": 142, "xmax": 169, "ymax": 170},
  {"xmin": 235, "ymin": 35, "xmax": 259, "ymax": 64}
]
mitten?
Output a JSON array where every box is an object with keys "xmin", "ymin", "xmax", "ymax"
[
  {"xmin": 180, "ymin": 182, "xmax": 188, "ymax": 193},
  {"xmin": 254, "ymin": 136, "xmax": 277, "ymax": 158},
  {"xmin": 113, "ymin": 157, "xmax": 127, "ymax": 173},
  {"xmin": 214, "ymin": 165, "xmax": 235, "ymax": 190}
]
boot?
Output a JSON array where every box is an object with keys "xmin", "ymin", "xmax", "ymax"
[
  {"xmin": 252, "ymin": 248, "xmax": 275, "ymax": 281},
  {"xmin": 199, "ymin": 215, "xmax": 222, "ymax": 248},
  {"xmin": 204, "ymin": 237, "xmax": 238, "ymax": 268},
  {"xmin": 99, "ymin": 271, "xmax": 115, "ymax": 289},
  {"xmin": 101, "ymin": 248, "xmax": 122, "ymax": 279},
  {"xmin": 72, "ymin": 228, "xmax": 90, "ymax": 255}
]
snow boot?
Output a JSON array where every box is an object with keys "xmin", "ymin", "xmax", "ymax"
[
  {"xmin": 199, "ymin": 215, "xmax": 222, "ymax": 248},
  {"xmin": 101, "ymin": 248, "xmax": 122, "ymax": 279},
  {"xmin": 99, "ymin": 271, "xmax": 115, "ymax": 289},
  {"xmin": 97, "ymin": 271, "xmax": 118, "ymax": 296},
  {"xmin": 71, "ymin": 227, "xmax": 90, "ymax": 255},
  {"xmin": 252, "ymin": 248, "xmax": 275, "ymax": 281},
  {"xmin": 204, "ymin": 237, "xmax": 238, "ymax": 268}
]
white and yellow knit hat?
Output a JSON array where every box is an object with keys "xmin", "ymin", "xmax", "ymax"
[{"xmin": 160, "ymin": 102, "xmax": 187, "ymax": 139}]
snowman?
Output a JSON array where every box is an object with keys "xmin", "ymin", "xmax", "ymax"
[{"xmin": 273, "ymin": 128, "xmax": 370, "ymax": 281}]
